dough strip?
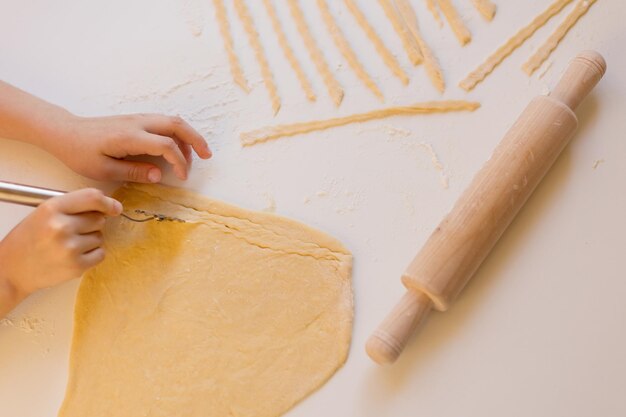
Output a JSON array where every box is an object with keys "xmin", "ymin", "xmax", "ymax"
[
  {"xmin": 436, "ymin": 0, "xmax": 471, "ymax": 45},
  {"xmin": 522, "ymin": 0, "xmax": 597, "ymax": 76},
  {"xmin": 344, "ymin": 0, "xmax": 409, "ymax": 85},
  {"xmin": 471, "ymin": 0, "xmax": 496, "ymax": 21},
  {"xmin": 234, "ymin": 0, "xmax": 281, "ymax": 115},
  {"xmin": 262, "ymin": 0, "xmax": 316, "ymax": 101},
  {"xmin": 394, "ymin": 0, "xmax": 446, "ymax": 92},
  {"xmin": 425, "ymin": 0, "xmax": 443, "ymax": 27},
  {"xmin": 378, "ymin": 0, "xmax": 423, "ymax": 66},
  {"xmin": 213, "ymin": 0, "xmax": 250, "ymax": 93},
  {"xmin": 240, "ymin": 101, "xmax": 480, "ymax": 146},
  {"xmin": 459, "ymin": 0, "xmax": 574, "ymax": 91},
  {"xmin": 287, "ymin": 0, "xmax": 344, "ymax": 106},
  {"xmin": 317, "ymin": 0, "xmax": 383, "ymax": 100}
]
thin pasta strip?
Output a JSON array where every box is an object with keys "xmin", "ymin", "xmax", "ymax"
[
  {"xmin": 262, "ymin": 0, "xmax": 316, "ymax": 101},
  {"xmin": 378, "ymin": 0, "xmax": 423, "ymax": 66},
  {"xmin": 213, "ymin": 0, "xmax": 249, "ymax": 92},
  {"xmin": 287, "ymin": 0, "xmax": 344, "ymax": 106},
  {"xmin": 425, "ymin": 0, "xmax": 444, "ymax": 27},
  {"xmin": 317, "ymin": 0, "xmax": 383, "ymax": 100},
  {"xmin": 395, "ymin": 0, "xmax": 445, "ymax": 92},
  {"xmin": 344, "ymin": 0, "xmax": 409, "ymax": 85},
  {"xmin": 233, "ymin": 0, "xmax": 281, "ymax": 114},
  {"xmin": 522, "ymin": 0, "xmax": 597, "ymax": 75},
  {"xmin": 459, "ymin": 0, "xmax": 574, "ymax": 91},
  {"xmin": 471, "ymin": 0, "xmax": 496, "ymax": 21},
  {"xmin": 241, "ymin": 101, "xmax": 480, "ymax": 146},
  {"xmin": 436, "ymin": 0, "xmax": 471, "ymax": 45}
]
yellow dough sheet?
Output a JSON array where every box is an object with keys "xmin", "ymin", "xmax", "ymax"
[{"xmin": 59, "ymin": 184, "xmax": 353, "ymax": 417}]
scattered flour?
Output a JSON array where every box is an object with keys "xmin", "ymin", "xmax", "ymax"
[
  {"xmin": 1, "ymin": 316, "xmax": 46, "ymax": 335},
  {"xmin": 180, "ymin": 0, "xmax": 208, "ymax": 37},
  {"xmin": 262, "ymin": 193, "xmax": 277, "ymax": 212}
]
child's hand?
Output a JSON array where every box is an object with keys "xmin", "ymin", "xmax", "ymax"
[
  {"xmin": 0, "ymin": 188, "xmax": 121, "ymax": 299},
  {"xmin": 46, "ymin": 114, "xmax": 212, "ymax": 183}
]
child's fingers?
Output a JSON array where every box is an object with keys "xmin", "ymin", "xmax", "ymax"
[
  {"xmin": 173, "ymin": 136, "xmax": 193, "ymax": 165},
  {"xmin": 74, "ymin": 231, "xmax": 104, "ymax": 254},
  {"xmin": 80, "ymin": 247, "xmax": 106, "ymax": 268},
  {"xmin": 143, "ymin": 115, "xmax": 212, "ymax": 159},
  {"xmin": 125, "ymin": 132, "xmax": 189, "ymax": 180},
  {"xmin": 49, "ymin": 189, "xmax": 122, "ymax": 216},
  {"xmin": 104, "ymin": 159, "xmax": 162, "ymax": 184},
  {"xmin": 72, "ymin": 213, "xmax": 107, "ymax": 234}
]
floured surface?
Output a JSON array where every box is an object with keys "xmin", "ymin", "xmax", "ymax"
[
  {"xmin": 58, "ymin": 184, "xmax": 353, "ymax": 417},
  {"xmin": 1, "ymin": 1, "xmax": 625, "ymax": 417}
]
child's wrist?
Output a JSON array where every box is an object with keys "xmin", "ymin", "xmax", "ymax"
[{"xmin": 29, "ymin": 107, "xmax": 79, "ymax": 152}]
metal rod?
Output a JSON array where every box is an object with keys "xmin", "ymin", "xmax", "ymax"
[{"xmin": 0, "ymin": 181, "xmax": 64, "ymax": 207}]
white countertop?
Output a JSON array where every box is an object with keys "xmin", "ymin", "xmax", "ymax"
[{"xmin": 1, "ymin": 0, "xmax": 625, "ymax": 416}]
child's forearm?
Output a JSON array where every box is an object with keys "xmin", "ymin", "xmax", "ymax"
[{"xmin": 0, "ymin": 81, "xmax": 74, "ymax": 150}]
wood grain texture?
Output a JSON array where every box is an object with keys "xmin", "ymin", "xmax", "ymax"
[
  {"xmin": 317, "ymin": 0, "xmax": 383, "ymax": 100},
  {"xmin": 459, "ymin": 0, "xmax": 574, "ymax": 91},
  {"xmin": 368, "ymin": 51, "xmax": 606, "ymax": 364},
  {"xmin": 213, "ymin": 0, "xmax": 250, "ymax": 93},
  {"xmin": 287, "ymin": 0, "xmax": 344, "ymax": 106},
  {"xmin": 262, "ymin": 0, "xmax": 316, "ymax": 101},
  {"xmin": 233, "ymin": 0, "xmax": 281, "ymax": 114},
  {"xmin": 344, "ymin": 0, "xmax": 409, "ymax": 85}
]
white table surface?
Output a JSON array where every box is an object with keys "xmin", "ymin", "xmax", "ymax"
[{"xmin": 1, "ymin": 0, "xmax": 625, "ymax": 416}]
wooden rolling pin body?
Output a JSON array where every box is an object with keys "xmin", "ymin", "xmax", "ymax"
[{"xmin": 367, "ymin": 51, "xmax": 606, "ymax": 365}]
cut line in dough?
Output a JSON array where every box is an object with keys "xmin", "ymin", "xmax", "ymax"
[
  {"xmin": 522, "ymin": 0, "xmax": 597, "ymax": 76},
  {"xmin": 59, "ymin": 183, "xmax": 353, "ymax": 417},
  {"xmin": 213, "ymin": 0, "xmax": 250, "ymax": 93},
  {"xmin": 344, "ymin": 0, "xmax": 409, "ymax": 85},
  {"xmin": 262, "ymin": 0, "xmax": 316, "ymax": 101},
  {"xmin": 317, "ymin": 0, "xmax": 383, "ymax": 101},
  {"xmin": 436, "ymin": 0, "xmax": 471, "ymax": 45},
  {"xmin": 287, "ymin": 0, "xmax": 344, "ymax": 106},
  {"xmin": 459, "ymin": 0, "xmax": 574, "ymax": 91},
  {"xmin": 240, "ymin": 101, "xmax": 480, "ymax": 146},
  {"xmin": 394, "ymin": 0, "xmax": 446, "ymax": 92},
  {"xmin": 471, "ymin": 0, "xmax": 496, "ymax": 21},
  {"xmin": 234, "ymin": 0, "xmax": 281, "ymax": 115},
  {"xmin": 378, "ymin": 0, "xmax": 423, "ymax": 66},
  {"xmin": 425, "ymin": 0, "xmax": 444, "ymax": 27}
]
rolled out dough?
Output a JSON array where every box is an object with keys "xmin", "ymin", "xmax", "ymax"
[{"xmin": 58, "ymin": 184, "xmax": 353, "ymax": 417}]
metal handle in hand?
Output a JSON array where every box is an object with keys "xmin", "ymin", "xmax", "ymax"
[
  {"xmin": 0, "ymin": 181, "xmax": 64, "ymax": 207},
  {"xmin": 0, "ymin": 180, "xmax": 182, "ymax": 223}
]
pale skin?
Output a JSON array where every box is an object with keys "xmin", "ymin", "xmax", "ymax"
[{"xmin": 0, "ymin": 81, "xmax": 212, "ymax": 318}]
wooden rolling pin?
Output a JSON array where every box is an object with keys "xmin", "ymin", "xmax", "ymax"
[{"xmin": 366, "ymin": 51, "xmax": 606, "ymax": 365}]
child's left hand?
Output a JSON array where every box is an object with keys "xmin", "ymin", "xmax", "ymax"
[{"xmin": 45, "ymin": 113, "xmax": 212, "ymax": 183}]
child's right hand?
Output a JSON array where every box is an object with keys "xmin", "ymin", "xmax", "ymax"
[{"xmin": 0, "ymin": 188, "xmax": 121, "ymax": 299}]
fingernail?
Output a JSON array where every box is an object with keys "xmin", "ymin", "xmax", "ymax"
[
  {"xmin": 113, "ymin": 200, "xmax": 123, "ymax": 214},
  {"xmin": 148, "ymin": 168, "xmax": 161, "ymax": 183}
]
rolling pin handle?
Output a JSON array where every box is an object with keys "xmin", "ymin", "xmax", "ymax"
[
  {"xmin": 366, "ymin": 291, "xmax": 433, "ymax": 364},
  {"xmin": 551, "ymin": 50, "xmax": 606, "ymax": 111}
]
